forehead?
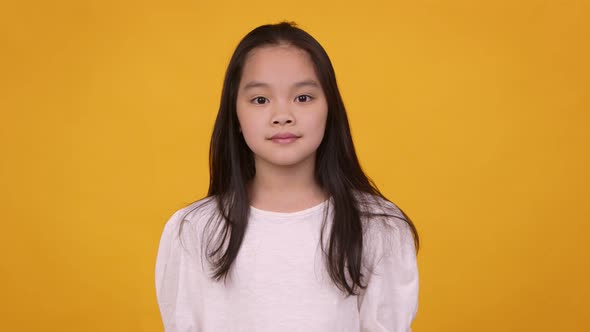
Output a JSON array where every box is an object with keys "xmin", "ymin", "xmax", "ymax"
[{"xmin": 240, "ymin": 45, "xmax": 318, "ymax": 83}]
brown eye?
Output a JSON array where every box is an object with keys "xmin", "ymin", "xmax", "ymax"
[
  {"xmin": 296, "ymin": 95, "xmax": 312, "ymax": 102},
  {"xmin": 252, "ymin": 96, "xmax": 268, "ymax": 104}
]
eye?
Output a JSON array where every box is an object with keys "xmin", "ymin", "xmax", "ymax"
[
  {"xmin": 296, "ymin": 95, "xmax": 313, "ymax": 103},
  {"xmin": 251, "ymin": 96, "xmax": 268, "ymax": 105}
]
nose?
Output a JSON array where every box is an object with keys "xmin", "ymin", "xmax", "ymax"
[
  {"xmin": 272, "ymin": 116, "xmax": 294, "ymax": 126},
  {"xmin": 270, "ymin": 103, "xmax": 295, "ymax": 126}
]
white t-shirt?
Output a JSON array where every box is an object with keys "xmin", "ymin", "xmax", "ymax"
[{"xmin": 155, "ymin": 196, "xmax": 419, "ymax": 332}]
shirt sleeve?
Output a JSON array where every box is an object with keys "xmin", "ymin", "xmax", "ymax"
[
  {"xmin": 357, "ymin": 218, "xmax": 420, "ymax": 332},
  {"xmin": 155, "ymin": 208, "xmax": 202, "ymax": 332}
]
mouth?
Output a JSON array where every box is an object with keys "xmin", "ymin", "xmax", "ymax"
[{"xmin": 270, "ymin": 133, "xmax": 300, "ymax": 144}]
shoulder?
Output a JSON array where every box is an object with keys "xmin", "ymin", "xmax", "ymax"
[
  {"xmin": 354, "ymin": 192, "xmax": 417, "ymax": 258},
  {"xmin": 165, "ymin": 196, "xmax": 218, "ymax": 226},
  {"xmin": 159, "ymin": 196, "xmax": 219, "ymax": 243},
  {"xmin": 354, "ymin": 191, "xmax": 409, "ymax": 231}
]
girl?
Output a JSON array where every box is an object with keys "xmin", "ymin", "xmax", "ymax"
[{"xmin": 155, "ymin": 22, "xmax": 420, "ymax": 332}]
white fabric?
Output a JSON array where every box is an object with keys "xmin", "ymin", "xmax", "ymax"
[{"xmin": 155, "ymin": 196, "xmax": 419, "ymax": 332}]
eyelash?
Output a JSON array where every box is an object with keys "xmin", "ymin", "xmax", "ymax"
[{"xmin": 250, "ymin": 95, "xmax": 313, "ymax": 105}]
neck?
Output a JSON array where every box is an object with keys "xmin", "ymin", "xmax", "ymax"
[{"xmin": 248, "ymin": 156, "xmax": 327, "ymax": 212}]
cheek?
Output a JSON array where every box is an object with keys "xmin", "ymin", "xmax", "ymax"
[
  {"xmin": 309, "ymin": 110, "xmax": 328, "ymax": 136},
  {"xmin": 240, "ymin": 115, "xmax": 259, "ymax": 132},
  {"xmin": 237, "ymin": 114, "xmax": 261, "ymax": 147},
  {"xmin": 237, "ymin": 107, "xmax": 251, "ymax": 131},
  {"xmin": 242, "ymin": 128, "xmax": 259, "ymax": 147}
]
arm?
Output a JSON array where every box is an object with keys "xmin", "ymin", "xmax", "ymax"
[
  {"xmin": 155, "ymin": 208, "xmax": 201, "ymax": 332},
  {"xmin": 358, "ymin": 219, "xmax": 419, "ymax": 332}
]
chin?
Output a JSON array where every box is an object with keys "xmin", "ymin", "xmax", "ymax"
[
  {"xmin": 256, "ymin": 152, "xmax": 316, "ymax": 168},
  {"xmin": 267, "ymin": 157, "xmax": 309, "ymax": 167}
]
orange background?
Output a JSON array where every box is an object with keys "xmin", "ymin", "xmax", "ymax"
[{"xmin": 1, "ymin": 0, "xmax": 588, "ymax": 331}]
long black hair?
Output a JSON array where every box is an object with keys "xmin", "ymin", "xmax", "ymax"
[{"xmin": 180, "ymin": 21, "xmax": 419, "ymax": 296}]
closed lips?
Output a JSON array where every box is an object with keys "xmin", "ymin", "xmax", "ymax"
[{"xmin": 270, "ymin": 133, "xmax": 300, "ymax": 139}]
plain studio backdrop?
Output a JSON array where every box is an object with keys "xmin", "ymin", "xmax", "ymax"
[{"xmin": 0, "ymin": 0, "xmax": 588, "ymax": 331}]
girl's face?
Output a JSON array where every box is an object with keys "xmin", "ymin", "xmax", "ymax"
[{"xmin": 236, "ymin": 44, "xmax": 328, "ymax": 170}]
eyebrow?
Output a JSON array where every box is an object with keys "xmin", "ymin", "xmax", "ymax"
[{"xmin": 242, "ymin": 79, "xmax": 321, "ymax": 91}]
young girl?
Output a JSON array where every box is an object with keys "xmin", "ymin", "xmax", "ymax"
[{"xmin": 155, "ymin": 22, "xmax": 420, "ymax": 332}]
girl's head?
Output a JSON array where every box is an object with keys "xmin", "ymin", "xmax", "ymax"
[{"xmin": 209, "ymin": 22, "xmax": 359, "ymax": 191}]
